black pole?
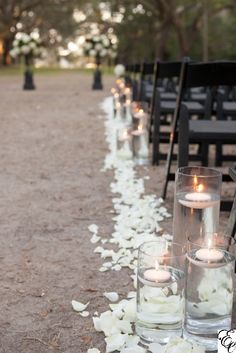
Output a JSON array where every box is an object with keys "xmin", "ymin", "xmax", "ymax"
[
  {"xmin": 23, "ymin": 54, "xmax": 36, "ymax": 90},
  {"xmin": 92, "ymin": 54, "xmax": 103, "ymax": 90}
]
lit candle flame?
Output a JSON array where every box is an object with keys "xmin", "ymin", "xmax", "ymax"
[
  {"xmin": 139, "ymin": 109, "xmax": 144, "ymax": 114},
  {"xmin": 123, "ymin": 130, "xmax": 128, "ymax": 138},
  {"xmin": 138, "ymin": 124, "xmax": 143, "ymax": 131},
  {"xmin": 126, "ymin": 99, "xmax": 131, "ymax": 105},
  {"xmin": 193, "ymin": 175, "xmax": 204, "ymax": 192},
  {"xmin": 196, "ymin": 184, "xmax": 204, "ymax": 192}
]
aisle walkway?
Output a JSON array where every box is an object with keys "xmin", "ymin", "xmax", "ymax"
[
  {"xmin": 0, "ymin": 73, "xmax": 118, "ymax": 352},
  {"xmin": 0, "ymin": 73, "xmax": 234, "ymax": 353}
]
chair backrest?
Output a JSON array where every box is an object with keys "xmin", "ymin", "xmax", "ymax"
[
  {"xmin": 162, "ymin": 59, "xmax": 236, "ymax": 198},
  {"xmin": 150, "ymin": 60, "xmax": 182, "ymax": 121},
  {"xmin": 156, "ymin": 61, "xmax": 182, "ymax": 80},
  {"xmin": 141, "ymin": 62, "xmax": 155, "ymax": 76},
  {"xmin": 139, "ymin": 62, "xmax": 155, "ymax": 101}
]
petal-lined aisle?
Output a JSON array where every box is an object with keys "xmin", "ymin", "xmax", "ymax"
[{"xmin": 84, "ymin": 97, "xmax": 207, "ymax": 353}]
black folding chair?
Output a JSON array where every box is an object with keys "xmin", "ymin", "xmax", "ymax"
[
  {"xmin": 151, "ymin": 60, "xmax": 205, "ymax": 165},
  {"xmin": 139, "ymin": 62, "xmax": 155, "ymax": 102},
  {"xmin": 162, "ymin": 60, "xmax": 236, "ymax": 200}
]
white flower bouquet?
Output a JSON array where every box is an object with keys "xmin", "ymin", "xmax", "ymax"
[
  {"xmin": 84, "ymin": 33, "xmax": 117, "ymax": 59},
  {"xmin": 10, "ymin": 32, "xmax": 43, "ymax": 59}
]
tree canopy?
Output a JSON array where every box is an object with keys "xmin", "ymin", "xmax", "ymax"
[{"xmin": 1, "ymin": 0, "xmax": 236, "ymax": 65}]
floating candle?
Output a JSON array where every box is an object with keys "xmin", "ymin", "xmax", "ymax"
[
  {"xmin": 132, "ymin": 125, "xmax": 145, "ymax": 136},
  {"xmin": 119, "ymin": 129, "xmax": 130, "ymax": 141},
  {"xmin": 196, "ymin": 239, "xmax": 224, "ymax": 263},
  {"xmin": 134, "ymin": 109, "xmax": 146, "ymax": 119},
  {"xmin": 144, "ymin": 268, "xmax": 171, "ymax": 283},
  {"xmin": 195, "ymin": 248, "xmax": 224, "ymax": 262},
  {"xmin": 144, "ymin": 262, "xmax": 171, "ymax": 284},
  {"xmin": 179, "ymin": 179, "xmax": 217, "ymax": 209}
]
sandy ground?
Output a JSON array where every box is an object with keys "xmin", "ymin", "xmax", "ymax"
[{"xmin": 0, "ymin": 72, "xmax": 235, "ymax": 353}]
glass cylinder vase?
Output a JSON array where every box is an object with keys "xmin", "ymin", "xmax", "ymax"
[
  {"xmin": 116, "ymin": 127, "xmax": 133, "ymax": 160},
  {"xmin": 132, "ymin": 124, "xmax": 149, "ymax": 165},
  {"xmin": 185, "ymin": 233, "xmax": 235, "ymax": 351},
  {"xmin": 136, "ymin": 239, "xmax": 186, "ymax": 345},
  {"xmin": 173, "ymin": 166, "xmax": 222, "ymax": 245}
]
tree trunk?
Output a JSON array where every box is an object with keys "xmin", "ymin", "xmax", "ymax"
[
  {"xmin": 157, "ymin": 22, "xmax": 171, "ymax": 60},
  {"xmin": 174, "ymin": 20, "xmax": 189, "ymax": 57}
]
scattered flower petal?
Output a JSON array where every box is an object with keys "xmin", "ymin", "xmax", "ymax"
[
  {"xmin": 72, "ymin": 300, "xmax": 89, "ymax": 312},
  {"xmin": 80, "ymin": 311, "xmax": 90, "ymax": 317},
  {"xmin": 104, "ymin": 292, "xmax": 119, "ymax": 302},
  {"xmin": 88, "ymin": 224, "xmax": 98, "ymax": 233}
]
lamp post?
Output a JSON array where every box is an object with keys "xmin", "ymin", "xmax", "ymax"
[
  {"xmin": 23, "ymin": 54, "xmax": 35, "ymax": 90},
  {"xmin": 92, "ymin": 54, "xmax": 103, "ymax": 90}
]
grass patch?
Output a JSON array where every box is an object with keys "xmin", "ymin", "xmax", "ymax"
[{"xmin": 0, "ymin": 65, "xmax": 115, "ymax": 76}]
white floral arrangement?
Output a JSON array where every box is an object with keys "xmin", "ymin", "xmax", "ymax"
[
  {"xmin": 114, "ymin": 64, "xmax": 125, "ymax": 77},
  {"xmin": 84, "ymin": 34, "xmax": 117, "ymax": 59},
  {"xmin": 10, "ymin": 32, "xmax": 43, "ymax": 58}
]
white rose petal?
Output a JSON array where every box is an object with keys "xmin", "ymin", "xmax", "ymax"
[
  {"xmin": 104, "ymin": 292, "xmax": 119, "ymax": 302},
  {"xmin": 120, "ymin": 346, "xmax": 146, "ymax": 353},
  {"xmin": 149, "ymin": 342, "xmax": 165, "ymax": 353},
  {"xmin": 71, "ymin": 300, "xmax": 89, "ymax": 312},
  {"xmin": 80, "ymin": 311, "xmax": 90, "ymax": 317},
  {"xmin": 91, "ymin": 234, "xmax": 101, "ymax": 244},
  {"xmin": 105, "ymin": 333, "xmax": 127, "ymax": 353},
  {"xmin": 112, "ymin": 264, "xmax": 122, "ymax": 271},
  {"xmin": 125, "ymin": 335, "xmax": 140, "ymax": 347},
  {"xmin": 93, "ymin": 316, "xmax": 102, "ymax": 332},
  {"xmin": 94, "ymin": 246, "xmax": 104, "ymax": 253},
  {"xmin": 88, "ymin": 224, "xmax": 98, "ymax": 233},
  {"xmin": 99, "ymin": 266, "xmax": 109, "ymax": 272}
]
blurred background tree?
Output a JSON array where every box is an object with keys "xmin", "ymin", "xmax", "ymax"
[
  {"xmin": 110, "ymin": 0, "xmax": 236, "ymax": 61},
  {"xmin": 1, "ymin": 0, "xmax": 236, "ymax": 66}
]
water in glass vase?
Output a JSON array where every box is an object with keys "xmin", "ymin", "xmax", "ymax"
[
  {"xmin": 185, "ymin": 250, "xmax": 234, "ymax": 351},
  {"xmin": 173, "ymin": 192, "xmax": 220, "ymax": 244},
  {"xmin": 136, "ymin": 266, "xmax": 185, "ymax": 345}
]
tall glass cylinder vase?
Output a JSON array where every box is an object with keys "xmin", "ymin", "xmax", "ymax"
[
  {"xmin": 173, "ymin": 166, "xmax": 222, "ymax": 245},
  {"xmin": 116, "ymin": 127, "xmax": 133, "ymax": 160},
  {"xmin": 132, "ymin": 125, "xmax": 149, "ymax": 165},
  {"xmin": 185, "ymin": 233, "xmax": 235, "ymax": 351},
  {"xmin": 136, "ymin": 239, "xmax": 186, "ymax": 345}
]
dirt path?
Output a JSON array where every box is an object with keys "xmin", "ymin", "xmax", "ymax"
[
  {"xmin": 0, "ymin": 73, "xmax": 118, "ymax": 353},
  {"xmin": 0, "ymin": 73, "xmax": 234, "ymax": 353}
]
